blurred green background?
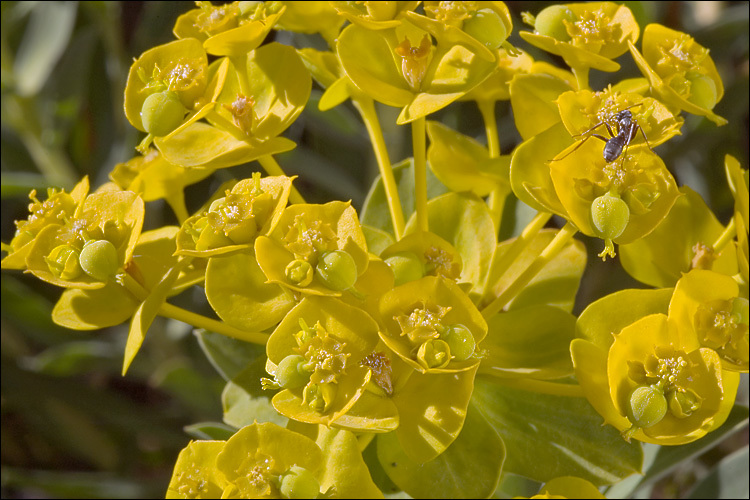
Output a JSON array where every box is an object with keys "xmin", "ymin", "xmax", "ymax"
[{"xmin": 1, "ymin": 2, "xmax": 747, "ymax": 498}]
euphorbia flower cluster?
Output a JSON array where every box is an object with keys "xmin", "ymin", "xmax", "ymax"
[{"xmin": 2, "ymin": 1, "xmax": 747, "ymax": 499}]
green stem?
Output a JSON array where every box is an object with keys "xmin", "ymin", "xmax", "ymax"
[
  {"xmin": 481, "ymin": 211, "xmax": 552, "ymax": 304},
  {"xmin": 482, "ymin": 376, "xmax": 584, "ymax": 398},
  {"xmin": 258, "ymin": 155, "xmax": 306, "ymax": 204},
  {"xmin": 572, "ymin": 66, "xmax": 590, "ymax": 90},
  {"xmin": 713, "ymin": 217, "xmax": 736, "ymax": 254},
  {"xmin": 481, "ymin": 221, "xmax": 578, "ymax": 319},
  {"xmin": 478, "ymin": 99, "xmax": 504, "ymax": 234},
  {"xmin": 119, "ymin": 271, "xmax": 269, "ymax": 345},
  {"xmin": 166, "ymin": 191, "xmax": 190, "ymax": 224},
  {"xmin": 478, "ymin": 100, "xmax": 500, "ymax": 159},
  {"xmin": 355, "ymin": 98, "xmax": 406, "ymax": 240},
  {"xmin": 158, "ymin": 302, "xmax": 269, "ymax": 345},
  {"xmin": 412, "ymin": 116, "xmax": 428, "ymax": 232},
  {"xmin": 230, "ymin": 55, "xmax": 251, "ymax": 96}
]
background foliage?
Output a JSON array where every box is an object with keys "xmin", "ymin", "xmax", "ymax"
[{"xmin": 1, "ymin": 1, "xmax": 748, "ymax": 498}]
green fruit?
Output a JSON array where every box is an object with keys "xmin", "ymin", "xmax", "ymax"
[
  {"xmin": 384, "ymin": 252, "xmax": 424, "ymax": 286},
  {"xmin": 140, "ymin": 90, "xmax": 186, "ymax": 136},
  {"xmin": 627, "ymin": 386, "xmax": 667, "ymax": 428},
  {"xmin": 275, "ymin": 354, "xmax": 309, "ymax": 389},
  {"xmin": 315, "ymin": 250, "xmax": 358, "ymax": 291},
  {"xmin": 79, "ymin": 239, "xmax": 119, "ymax": 282},
  {"xmin": 591, "ymin": 192, "xmax": 630, "ymax": 240},
  {"xmin": 443, "ymin": 324, "xmax": 475, "ymax": 361},
  {"xmin": 279, "ymin": 466, "xmax": 320, "ymax": 499},
  {"xmin": 534, "ymin": 5, "xmax": 575, "ymax": 41},
  {"xmin": 463, "ymin": 8, "xmax": 508, "ymax": 50},
  {"xmin": 687, "ymin": 73, "xmax": 718, "ymax": 110}
]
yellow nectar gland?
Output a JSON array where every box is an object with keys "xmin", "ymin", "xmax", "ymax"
[{"xmin": 395, "ymin": 34, "xmax": 432, "ymax": 91}]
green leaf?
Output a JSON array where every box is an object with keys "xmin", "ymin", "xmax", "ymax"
[
  {"xmin": 509, "ymin": 73, "xmax": 571, "ymax": 140},
  {"xmin": 484, "ymin": 229, "xmax": 586, "ymax": 313},
  {"xmin": 13, "ymin": 1, "xmax": 78, "ymax": 96},
  {"xmin": 686, "ymin": 446, "xmax": 749, "ymax": 499},
  {"xmin": 184, "ymin": 422, "xmax": 237, "ymax": 441},
  {"xmin": 472, "ymin": 376, "xmax": 643, "ymax": 486},
  {"xmin": 377, "ymin": 401, "xmax": 505, "ymax": 498},
  {"xmin": 195, "ymin": 328, "xmax": 266, "ymax": 382},
  {"xmin": 509, "ymin": 122, "xmax": 570, "ymax": 216},
  {"xmin": 361, "ymin": 158, "xmax": 448, "ymax": 237},
  {"xmin": 426, "ymin": 120, "xmax": 507, "ymax": 197},
  {"xmin": 363, "ymin": 224, "xmax": 396, "ymax": 257},
  {"xmin": 575, "ymin": 287, "xmax": 672, "ymax": 350},
  {"xmin": 222, "ymin": 359, "xmax": 287, "ymax": 429},
  {"xmin": 405, "ymin": 192, "xmax": 495, "ymax": 296},
  {"xmin": 205, "ymin": 251, "xmax": 295, "ymax": 332},
  {"xmin": 122, "ymin": 260, "xmax": 187, "ymax": 375},
  {"xmin": 480, "ymin": 305, "xmax": 576, "ymax": 379},
  {"xmin": 316, "ymin": 427, "xmax": 384, "ymax": 498},
  {"xmin": 52, "ymin": 284, "xmax": 139, "ymax": 331}
]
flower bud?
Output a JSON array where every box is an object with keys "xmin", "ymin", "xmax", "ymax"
[
  {"xmin": 286, "ymin": 259, "xmax": 314, "ymax": 287},
  {"xmin": 667, "ymin": 389, "xmax": 702, "ymax": 418},
  {"xmin": 384, "ymin": 252, "xmax": 424, "ymax": 286},
  {"xmin": 442, "ymin": 324, "xmax": 475, "ymax": 361},
  {"xmin": 627, "ymin": 386, "xmax": 667, "ymax": 428},
  {"xmin": 275, "ymin": 354, "xmax": 310, "ymax": 389},
  {"xmin": 417, "ymin": 339, "xmax": 451, "ymax": 369},
  {"xmin": 79, "ymin": 239, "xmax": 119, "ymax": 282},
  {"xmin": 315, "ymin": 250, "xmax": 358, "ymax": 291},
  {"xmin": 591, "ymin": 192, "xmax": 630, "ymax": 240},
  {"xmin": 279, "ymin": 466, "xmax": 320, "ymax": 499},
  {"xmin": 463, "ymin": 9, "xmax": 508, "ymax": 50},
  {"xmin": 140, "ymin": 90, "xmax": 186, "ymax": 137},
  {"xmin": 534, "ymin": 5, "xmax": 575, "ymax": 41},
  {"xmin": 46, "ymin": 244, "xmax": 83, "ymax": 281}
]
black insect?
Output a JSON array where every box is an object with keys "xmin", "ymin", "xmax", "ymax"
[{"xmin": 553, "ymin": 103, "xmax": 654, "ymax": 163}]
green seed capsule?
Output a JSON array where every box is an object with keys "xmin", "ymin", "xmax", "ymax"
[
  {"xmin": 315, "ymin": 250, "xmax": 358, "ymax": 291},
  {"xmin": 534, "ymin": 5, "xmax": 575, "ymax": 41},
  {"xmin": 591, "ymin": 192, "xmax": 630, "ymax": 240},
  {"xmin": 79, "ymin": 239, "xmax": 119, "ymax": 282},
  {"xmin": 384, "ymin": 251, "xmax": 424, "ymax": 286},
  {"xmin": 686, "ymin": 73, "xmax": 718, "ymax": 110},
  {"xmin": 627, "ymin": 386, "xmax": 667, "ymax": 428},
  {"xmin": 462, "ymin": 8, "xmax": 508, "ymax": 50},
  {"xmin": 275, "ymin": 354, "xmax": 310, "ymax": 389},
  {"xmin": 140, "ymin": 90, "xmax": 186, "ymax": 137},
  {"xmin": 442, "ymin": 324, "xmax": 476, "ymax": 361},
  {"xmin": 279, "ymin": 466, "xmax": 320, "ymax": 499}
]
